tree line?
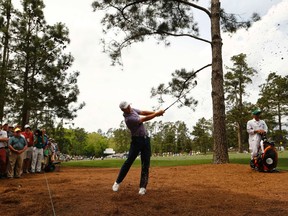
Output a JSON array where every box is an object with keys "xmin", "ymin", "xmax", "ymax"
[
  {"xmin": 1, "ymin": 1, "xmax": 287, "ymax": 159},
  {"xmin": 53, "ymin": 55, "xmax": 288, "ymax": 159}
]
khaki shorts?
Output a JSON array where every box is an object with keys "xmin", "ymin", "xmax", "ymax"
[{"xmin": 23, "ymin": 146, "xmax": 33, "ymax": 159}]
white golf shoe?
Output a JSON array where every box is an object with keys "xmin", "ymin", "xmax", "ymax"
[
  {"xmin": 112, "ymin": 182, "xmax": 120, "ymax": 192},
  {"xmin": 138, "ymin": 187, "xmax": 146, "ymax": 195}
]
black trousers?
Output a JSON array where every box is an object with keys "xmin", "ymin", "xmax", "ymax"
[{"xmin": 116, "ymin": 136, "xmax": 151, "ymax": 188}]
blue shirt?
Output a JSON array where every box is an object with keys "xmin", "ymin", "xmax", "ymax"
[
  {"xmin": 124, "ymin": 108, "xmax": 147, "ymax": 137},
  {"xmin": 8, "ymin": 136, "xmax": 27, "ymax": 150}
]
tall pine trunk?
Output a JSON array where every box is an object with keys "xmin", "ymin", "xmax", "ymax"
[
  {"xmin": 0, "ymin": 0, "xmax": 12, "ymax": 122},
  {"xmin": 211, "ymin": 0, "xmax": 229, "ymax": 163}
]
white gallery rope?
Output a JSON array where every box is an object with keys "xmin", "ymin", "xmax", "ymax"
[{"xmin": 45, "ymin": 173, "xmax": 56, "ymax": 216}]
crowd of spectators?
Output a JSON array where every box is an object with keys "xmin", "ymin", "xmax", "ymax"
[{"xmin": 0, "ymin": 123, "xmax": 59, "ymax": 179}]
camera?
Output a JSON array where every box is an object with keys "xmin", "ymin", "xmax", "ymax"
[{"xmin": 34, "ymin": 129, "xmax": 43, "ymax": 136}]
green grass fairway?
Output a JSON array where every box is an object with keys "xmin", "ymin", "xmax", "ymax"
[{"xmin": 62, "ymin": 151, "xmax": 288, "ymax": 171}]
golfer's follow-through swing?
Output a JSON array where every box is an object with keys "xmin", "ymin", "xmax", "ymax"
[
  {"xmin": 112, "ymin": 101, "xmax": 165, "ymax": 195},
  {"xmin": 112, "ymin": 65, "xmax": 211, "ymax": 195}
]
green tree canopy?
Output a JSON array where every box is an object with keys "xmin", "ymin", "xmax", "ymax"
[
  {"xmin": 191, "ymin": 117, "xmax": 213, "ymax": 154},
  {"xmin": 257, "ymin": 72, "xmax": 288, "ymax": 145},
  {"xmin": 0, "ymin": 0, "xmax": 85, "ymax": 128}
]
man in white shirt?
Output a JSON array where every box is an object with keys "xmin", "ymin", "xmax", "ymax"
[
  {"xmin": 246, "ymin": 109, "xmax": 268, "ymax": 169},
  {"xmin": 0, "ymin": 124, "xmax": 9, "ymax": 178}
]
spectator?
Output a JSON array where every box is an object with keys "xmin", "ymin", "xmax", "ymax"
[
  {"xmin": 7, "ymin": 128, "xmax": 27, "ymax": 178},
  {"xmin": 0, "ymin": 124, "xmax": 9, "ymax": 179},
  {"xmin": 43, "ymin": 139, "xmax": 51, "ymax": 169},
  {"xmin": 54, "ymin": 142, "xmax": 60, "ymax": 160},
  {"xmin": 7, "ymin": 124, "xmax": 14, "ymax": 138},
  {"xmin": 43, "ymin": 138, "xmax": 56, "ymax": 172},
  {"xmin": 22, "ymin": 124, "xmax": 34, "ymax": 173},
  {"xmin": 40, "ymin": 129, "xmax": 49, "ymax": 170},
  {"xmin": 49, "ymin": 139, "xmax": 56, "ymax": 161},
  {"xmin": 31, "ymin": 129, "xmax": 46, "ymax": 173},
  {"xmin": 2, "ymin": 123, "xmax": 12, "ymax": 176}
]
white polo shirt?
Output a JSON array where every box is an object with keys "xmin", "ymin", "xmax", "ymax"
[{"xmin": 0, "ymin": 130, "xmax": 8, "ymax": 148}]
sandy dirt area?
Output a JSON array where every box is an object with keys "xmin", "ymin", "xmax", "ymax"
[{"xmin": 1, "ymin": 164, "xmax": 288, "ymax": 216}]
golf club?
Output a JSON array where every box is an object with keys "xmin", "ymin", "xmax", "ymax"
[{"xmin": 164, "ymin": 64, "xmax": 212, "ymax": 111}]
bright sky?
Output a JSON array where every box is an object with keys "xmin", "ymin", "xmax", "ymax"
[{"xmin": 19, "ymin": 0, "xmax": 288, "ymax": 132}]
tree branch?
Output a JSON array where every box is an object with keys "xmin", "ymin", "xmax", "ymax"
[
  {"xmin": 177, "ymin": 63, "xmax": 212, "ymax": 98},
  {"xmin": 155, "ymin": 30, "xmax": 211, "ymax": 44},
  {"xmin": 174, "ymin": 0, "xmax": 211, "ymax": 18}
]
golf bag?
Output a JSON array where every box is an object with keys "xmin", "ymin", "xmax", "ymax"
[
  {"xmin": 44, "ymin": 154, "xmax": 61, "ymax": 172},
  {"xmin": 44, "ymin": 161, "xmax": 56, "ymax": 172},
  {"xmin": 252, "ymin": 136, "xmax": 278, "ymax": 172}
]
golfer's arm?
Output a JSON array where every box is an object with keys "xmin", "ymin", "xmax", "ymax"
[
  {"xmin": 140, "ymin": 112, "xmax": 159, "ymax": 123},
  {"xmin": 139, "ymin": 110, "xmax": 164, "ymax": 123},
  {"xmin": 139, "ymin": 110, "xmax": 155, "ymax": 116}
]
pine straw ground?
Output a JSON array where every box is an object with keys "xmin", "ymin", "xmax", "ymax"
[{"xmin": 1, "ymin": 164, "xmax": 288, "ymax": 216}]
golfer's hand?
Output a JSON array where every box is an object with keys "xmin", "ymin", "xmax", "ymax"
[{"xmin": 156, "ymin": 110, "xmax": 165, "ymax": 116}]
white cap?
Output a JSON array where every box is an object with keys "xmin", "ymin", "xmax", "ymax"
[
  {"xmin": 119, "ymin": 101, "xmax": 130, "ymax": 109},
  {"xmin": 24, "ymin": 124, "xmax": 30, "ymax": 129}
]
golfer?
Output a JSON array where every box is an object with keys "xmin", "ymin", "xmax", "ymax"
[{"xmin": 112, "ymin": 101, "xmax": 165, "ymax": 195}]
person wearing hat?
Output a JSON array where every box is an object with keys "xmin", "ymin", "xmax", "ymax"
[
  {"xmin": 31, "ymin": 129, "xmax": 47, "ymax": 173},
  {"xmin": 246, "ymin": 109, "xmax": 268, "ymax": 169},
  {"xmin": 112, "ymin": 101, "xmax": 165, "ymax": 195},
  {"xmin": 22, "ymin": 124, "xmax": 34, "ymax": 173},
  {"xmin": 7, "ymin": 128, "xmax": 28, "ymax": 178},
  {"xmin": 5, "ymin": 123, "xmax": 14, "ymax": 138}
]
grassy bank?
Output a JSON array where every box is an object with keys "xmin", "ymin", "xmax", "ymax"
[{"xmin": 61, "ymin": 151, "xmax": 288, "ymax": 171}]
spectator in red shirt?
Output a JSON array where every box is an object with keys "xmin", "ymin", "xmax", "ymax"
[{"xmin": 22, "ymin": 125, "xmax": 34, "ymax": 173}]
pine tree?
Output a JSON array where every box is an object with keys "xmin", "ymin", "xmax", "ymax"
[
  {"xmin": 1, "ymin": 0, "xmax": 84, "ymax": 128},
  {"xmin": 258, "ymin": 73, "xmax": 288, "ymax": 144},
  {"xmin": 224, "ymin": 53, "xmax": 257, "ymax": 152}
]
